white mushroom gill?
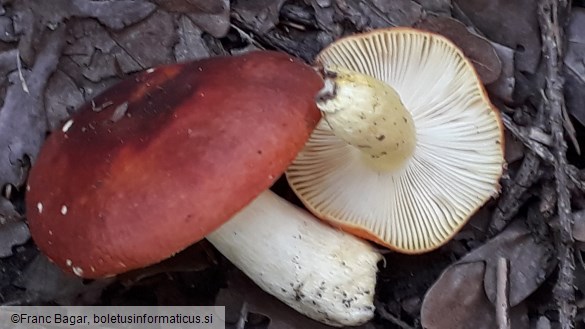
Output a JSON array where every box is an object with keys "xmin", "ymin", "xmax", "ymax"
[
  {"xmin": 206, "ymin": 190, "xmax": 381, "ymax": 327},
  {"xmin": 286, "ymin": 28, "xmax": 505, "ymax": 253}
]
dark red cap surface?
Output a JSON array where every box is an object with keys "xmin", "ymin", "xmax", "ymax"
[{"xmin": 26, "ymin": 51, "xmax": 323, "ymax": 278}]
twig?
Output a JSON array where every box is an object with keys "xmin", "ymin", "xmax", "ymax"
[
  {"xmin": 501, "ymin": 111, "xmax": 585, "ymax": 194},
  {"xmin": 538, "ymin": 1, "xmax": 576, "ymax": 329},
  {"xmin": 489, "ymin": 151, "xmax": 541, "ymax": 236},
  {"xmin": 235, "ymin": 301, "xmax": 248, "ymax": 329},
  {"xmin": 230, "ymin": 23, "xmax": 266, "ymax": 50},
  {"xmin": 501, "ymin": 112, "xmax": 555, "ymax": 164},
  {"xmin": 496, "ymin": 257, "xmax": 511, "ymax": 329},
  {"xmin": 15, "ymin": 49, "xmax": 29, "ymax": 94}
]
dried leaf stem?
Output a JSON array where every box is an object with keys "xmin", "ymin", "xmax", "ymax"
[
  {"xmin": 538, "ymin": 1, "xmax": 576, "ymax": 328},
  {"xmin": 496, "ymin": 257, "xmax": 511, "ymax": 329}
]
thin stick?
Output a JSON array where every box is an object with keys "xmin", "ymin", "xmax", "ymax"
[
  {"xmin": 235, "ymin": 301, "xmax": 248, "ymax": 329},
  {"xmin": 496, "ymin": 257, "xmax": 511, "ymax": 329},
  {"xmin": 538, "ymin": 1, "xmax": 576, "ymax": 328},
  {"xmin": 15, "ymin": 49, "xmax": 29, "ymax": 94},
  {"xmin": 489, "ymin": 151, "xmax": 541, "ymax": 235},
  {"xmin": 501, "ymin": 111, "xmax": 585, "ymax": 194}
]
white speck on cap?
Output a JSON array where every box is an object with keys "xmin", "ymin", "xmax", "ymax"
[
  {"xmin": 61, "ymin": 205, "xmax": 68, "ymax": 215},
  {"xmin": 37, "ymin": 202, "xmax": 43, "ymax": 214},
  {"xmin": 72, "ymin": 266, "xmax": 84, "ymax": 277},
  {"xmin": 146, "ymin": 68, "xmax": 155, "ymax": 73},
  {"xmin": 65, "ymin": 259, "xmax": 72, "ymax": 266},
  {"xmin": 62, "ymin": 119, "xmax": 74, "ymax": 133}
]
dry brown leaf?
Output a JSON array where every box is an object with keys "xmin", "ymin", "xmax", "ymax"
[
  {"xmin": 13, "ymin": 254, "xmax": 112, "ymax": 305},
  {"xmin": 23, "ymin": 0, "xmax": 156, "ymax": 30},
  {"xmin": 0, "ymin": 50, "xmax": 18, "ymax": 78},
  {"xmin": 153, "ymin": 0, "xmax": 230, "ymax": 38},
  {"xmin": 415, "ymin": 16, "xmax": 502, "ymax": 84},
  {"xmin": 71, "ymin": 0, "xmax": 157, "ymax": 30},
  {"xmin": 413, "ymin": 0, "xmax": 451, "ymax": 14},
  {"xmin": 153, "ymin": 0, "xmax": 225, "ymax": 14},
  {"xmin": 309, "ymin": 0, "xmax": 342, "ymax": 36},
  {"xmin": 110, "ymin": 10, "xmax": 177, "ymax": 69},
  {"xmin": 460, "ymin": 221, "xmax": 555, "ymax": 306},
  {"xmin": 421, "ymin": 262, "xmax": 494, "ymax": 329},
  {"xmin": 0, "ymin": 196, "xmax": 21, "ymax": 224},
  {"xmin": 422, "ymin": 221, "xmax": 553, "ymax": 329},
  {"xmin": 232, "ymin": 0, "xmax": 287, "ymax": 35},
  {"xmin": 0, "ymin": 27, "xmax": 65, "ymax": 188},
  {"xmin": 572, "ymin": 210, "xmax": 585, "ymax": 242},
  {"xmin": 187, "ymin": 0, "xmax": 230, "ymax": 38},
  {"xmin": 453, "ymin": 0, "xmax": 540, "ymax": 74},
  {"xmin": 0, "ymin": 16, "xmax": 18, "ymax": 42},
  {"xmin": 336, "ymin": 0, "xmax": 422, "ymax": 30},
  {"xmin": 44, "ymin": 70, "xmax": 85, "ymax": 131},
  {"xmin": 504, "ymin": 130, "xmax": 526, "ymax": 165},
  {"xmin": 65, "ymin": 19, "xmax": 142, "ymax": 82},
  {"xmin": 0, "ymin": 215, "xmax": 29, "ymax": 258},
  {"xmin": 564, "ymin": 8, "xmax": 585, "ymax": 128},
  {"xmin": 174, "ymin": 15, "xmax": 211, "ymax": 62},
  {"xmin": 486, "ymin": 42, "xmax": 516, "ymax": 103},
  {"xmin": 421, "ymin": 261, "xmax": 530, "ymax": 329}
]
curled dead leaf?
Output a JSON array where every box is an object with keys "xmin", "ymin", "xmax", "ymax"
[
  {"xmin": 232, "ymin": 0, "xmax": 287, "ymax": 35},
  {"xmin": 23, "ymin": 0, "xmax": 156, "ymax": 30},
  {"xmin": 0, "ymin": 219, "xmax": 30, "ymax": 258},
  {"xmin": 572, "ymin": 210, "xmax": 585, "ymax": 242},
  {"xmin": 422, "ymin": 261, "xmax": 530, "ymax": 329},
  {"xmin": 453, "ymin": 0, "xmax": 540, "ymax": 74},
  {"xmin": 422, "ymin": 262, "xmax": 494, "ymax": 329},
  {"xmin": 461, "ymin": 221, "xmax": 555, "ymax": 306},
  {"xmin": 336, "ymin": 0, "xmax": 422, "ymax": 30},
  {"xmin": 174, "ymin": 15, "xmax": 211, "ymax": 62},
  {"xmin": 422, "ymin": 221, "xmax": 551, "ymax": 329},
  {"xmin": 110, "ymin": 11, "xmax": 177, "ymax": 69},
  {"xmin": 14, "ymin": 254, "xmax": 112, "ymax": 305},
  {"xmin": 564, "ymin": 8, "xmax": 585, "ymax": 128},
  {"xmin": 486, "ymin": 42, "xmax": 516, "ymax": 103},
  {"xmin": 153, "ymin": 0, "xmax": 226, "ymax": 14},
  {"xmin": 415, "ymin": 16, "xmax": 502, "ymax": 84},
  {"xmin": 150, "ymin": 0, "xmax": 230, "ymax": 37},
  {"xmin": 0, "ymin": 28, "xmax": 64, "ymax": 188},
  {"xmin": 187, "ymin": 0, "xmax": 230, "ymax": 38}
]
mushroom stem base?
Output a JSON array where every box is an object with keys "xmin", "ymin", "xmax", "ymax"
[{"xmin": 206, "ymin": 190, "xmax": 381, "ymax": 327}]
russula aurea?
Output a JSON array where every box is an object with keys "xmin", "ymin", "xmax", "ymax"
[
  {"xmin": 286, "ymin": 28, "xmax": 505, "ymax": 253},
  {"xmin": 25, "ymin": 51, "xmax": 381, "ymax": 326}
]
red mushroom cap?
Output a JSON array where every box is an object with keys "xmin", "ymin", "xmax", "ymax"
[{"xmin": 26, "ymin": 51, "xmax": 323, "ymax": 278}]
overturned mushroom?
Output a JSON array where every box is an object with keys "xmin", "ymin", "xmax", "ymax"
[
  {"xmin": 25, "ymin": 51, "xmax": 381, "ymax": 326},
  {"xmin": 287, "ymin": 28, "xmax": 505, "ymax": 253}
]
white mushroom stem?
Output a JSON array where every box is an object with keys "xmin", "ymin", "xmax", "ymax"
[
  {"xmin": 206, "ymin": 190, "xmax": 382, "ymax": 327},
  {"xmin": 316, "ymin": 67, "xmax": 417, "ymax": 171}
]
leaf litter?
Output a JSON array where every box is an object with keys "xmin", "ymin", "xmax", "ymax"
[{"xmin": 0, "ymin": 0, "xmax": 584, "ymax": 328}]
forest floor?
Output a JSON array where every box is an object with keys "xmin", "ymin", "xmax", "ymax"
[{"xmin": 1, "ymin": 1, "xmax": 585, "ymax": 328}]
